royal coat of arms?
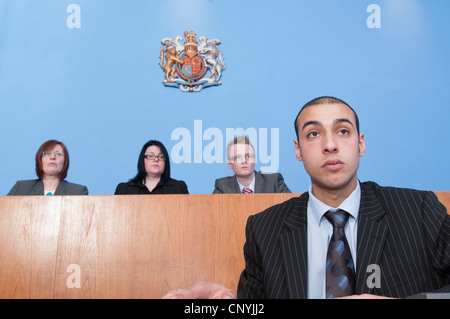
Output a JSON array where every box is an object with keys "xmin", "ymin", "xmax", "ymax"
[{"xmin": 159, "ymin": 31, "xmax": 226, "ymax": 92}]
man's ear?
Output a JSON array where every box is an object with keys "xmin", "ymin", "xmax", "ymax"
[
  {"xmin": 359, "ymin": 133, "xmax": 366, "ymax": 157},
  {"xmin": 294, "ymin": 138, "xmax": 303, "ymax": 161}
]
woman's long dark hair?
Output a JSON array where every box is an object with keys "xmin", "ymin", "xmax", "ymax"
[{"xmin": 131, "ymin": 140, "xmax": 171, "ymax": 183}]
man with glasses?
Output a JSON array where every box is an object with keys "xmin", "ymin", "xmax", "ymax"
[{"xmin": 212, "ymin": 136, "xmax": 291, "ymax": 194}]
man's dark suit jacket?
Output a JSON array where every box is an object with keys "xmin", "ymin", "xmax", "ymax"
[
  {"xmin": 237, "ymin": 181, "xmax": 450, "ymax": 298},
  {"xmin": 213, "ymin": 171, "xmax": 291, "ymax": 194},
  {"xmin": 7, "ymin": 179, "xmax": 88, "ymax": 195}
]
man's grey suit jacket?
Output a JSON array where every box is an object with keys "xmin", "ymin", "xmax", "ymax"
[
  {"xmin": 213, "ymin": 171, "xmax": 291, "ymax": 194},
  {"xmin": 237, "ymin": 181, "xmax": 450, "ymax": 298}
]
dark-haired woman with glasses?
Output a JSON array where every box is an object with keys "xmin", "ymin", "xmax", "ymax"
[
  {"xmin": 114, "ymin": 140, "xmax": 189, "ymax": 194},
  {"xmin": 7, "ymin": 139, "xmax": 88, "ymax": 196}
]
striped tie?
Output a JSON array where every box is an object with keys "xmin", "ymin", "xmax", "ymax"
[
  {"xmin": 324, "ymin": 209, "xmax": 355, "ymax": 298},
  {"xmin": 242, "ymin": 187, "xmax": 253, "ymax": 194}
]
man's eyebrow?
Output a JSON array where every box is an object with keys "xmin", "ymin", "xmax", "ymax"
[
  {"xmin": 333, "ymin": 118, "xmax": 354, "ymax": 128},
  {"xmin": 301, "ymin": 118, "xmax": 354, "ymax": 131},
  {"xmin": 302, "ymin": 120, "xmax": 322, "ymax": 131}
]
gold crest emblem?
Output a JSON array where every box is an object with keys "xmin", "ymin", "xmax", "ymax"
[{"xmin": 159, "ymin": 31, "xmax": 226, "ymax": 92}]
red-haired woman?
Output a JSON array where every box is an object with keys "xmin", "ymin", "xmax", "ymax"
[{"xmin": 7, "ymin": 140, "xmax": 88, "ymax": 196}]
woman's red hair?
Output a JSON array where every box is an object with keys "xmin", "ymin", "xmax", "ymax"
[{"xmin": 35, "ymin": 140, "xmax": 70, "ymax": 180}]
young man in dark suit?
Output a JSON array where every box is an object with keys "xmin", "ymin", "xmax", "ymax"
[
  {"xmin": 163, "ymin": 97, "xmax": 450, "ymax": 299},
  {"xmin": 213, "ymin": 135, "xmax": 291, "ymax": 194}
]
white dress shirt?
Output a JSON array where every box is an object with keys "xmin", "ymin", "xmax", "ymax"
[
  {"xmin": 306, "ymin": 182, "xmax": 361, "ymax": 299},
  {"xmin": 237, "ymin": 172, "xmax": 255, "ymax": 193}
]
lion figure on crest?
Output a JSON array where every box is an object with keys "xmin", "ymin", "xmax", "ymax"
[{"xmin": 159, "ymin": 42, "xmax": 184, "ymax": 83}]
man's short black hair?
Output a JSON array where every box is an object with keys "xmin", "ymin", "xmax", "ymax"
[{"xmin": 294, "ymin": 96, "xmax": 360, "ymax": 139}]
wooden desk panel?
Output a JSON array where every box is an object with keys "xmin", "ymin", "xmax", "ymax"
[
  {"xmin": 0, "ymin": 192, "xmax": 448, "ymax": 299},
  {"xmin": 0, "ymin": 194, "xmax": 297, "ymax": 298}
]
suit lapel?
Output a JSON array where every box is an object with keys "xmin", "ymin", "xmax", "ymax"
[
  {"xmin": 254, "ymin": 171, "xmax": 264, "ymax": 193},
  {"xmin": 54, "ymin": 180, "xmax": 66, "ymax": 195},
  {"xmin": 355, "ymin": 183, "xmax": 388, "ymax": 294},
  {"xmin": 30, "ymin": 179, "xmax": 45, "ymax": 195},
  {"xmin": 229, "ymin": 177, "xmax": 241, "ymax": 193},
  {"xmin": 280, "ymin": 193, "xmax": 309, "ymax": 299}
]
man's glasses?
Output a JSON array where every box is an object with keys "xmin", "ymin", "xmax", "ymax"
[{"xmin": 228, "ymin": 154, "xmax": 255, "ymax": 162}]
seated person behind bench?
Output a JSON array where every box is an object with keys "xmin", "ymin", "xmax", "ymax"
[
  {"xmin": 115, "ymin": 139, "xmax": 188, "ymax": 195},
  {"xmin": 213, "ymin": 135, "xmax": 291, "ymax": 194},
  {"xmin": 7, "ymin": 139, "xmax": 88, "ymax": 196}
]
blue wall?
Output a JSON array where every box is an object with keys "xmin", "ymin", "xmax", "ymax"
[{"xmin": 1, "ymin": 0, "xmax": 449, "ymax": 195}]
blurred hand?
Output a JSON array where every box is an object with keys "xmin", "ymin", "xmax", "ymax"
[{"xmin": 162, "ymin": 281, "xmax": 237, "ymax": 299}]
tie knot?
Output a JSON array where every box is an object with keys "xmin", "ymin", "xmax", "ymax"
[{"xmin": 324, "ymin": 210, "xmax": 349, "ymax": 228}]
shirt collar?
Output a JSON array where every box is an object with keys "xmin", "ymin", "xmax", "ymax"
[
  {"xmin": 237, "ymin": 172, "xmax": 255, "ymax": 193},
  {"xmin": 308, "ymin": 181, "xmax": 361, "ymax": 226}
]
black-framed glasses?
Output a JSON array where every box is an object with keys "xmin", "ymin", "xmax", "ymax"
[{"xmin": 144, "ymin": 154, "xmax": 166, "ymax": 161}]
